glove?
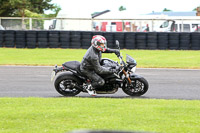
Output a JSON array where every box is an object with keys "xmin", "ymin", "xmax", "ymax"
[
  {"xmin": 111, "ymin": 68, "xmax": 118, "ymax": 74},
  {"xmin": 111, "ymin": 66, "xmax": 121, "ymax": 74},
  {"xmin": 114, "ymin": 50, "xmax": 120, "ymax": 57}
]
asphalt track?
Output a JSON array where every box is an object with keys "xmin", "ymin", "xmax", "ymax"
[{"xmin": 0, "ymin": 66, "xmax": 200, "ymax": 100}]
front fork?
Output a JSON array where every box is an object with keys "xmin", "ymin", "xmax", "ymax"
[{"xmin": 122, "ymin": 69, "xmax": 132, "ymax": 84}]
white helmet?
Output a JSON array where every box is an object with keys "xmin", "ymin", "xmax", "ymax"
[{"xmin": 91, "ymin": 35, "xmax": 107, "ymax": 52}]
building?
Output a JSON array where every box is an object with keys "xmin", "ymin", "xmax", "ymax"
[{"xmin": 147, "ymin": 11, "xmax": 197, "ymax": 16}]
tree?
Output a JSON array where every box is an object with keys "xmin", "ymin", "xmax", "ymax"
[
  {"xmin": 193, "ymin": 6, "xmax": 200, "ymax": 11},
  {"xmin": 0, "ymin": 0, "xmax": 60, "ymax": 29},
  {"xmin": 0, "ymin": 0, "xmax": 17, "ymax": 16},
  {"xmin": 0, "ymin": 0, "xmax": 60, "ymax": 17},
  {"xmin": 44, "ymin": 5, "xmax": 61, "ymax": 18},
  {"xmin": 11, "ymin": 0, "xmax": 31, "ymax": 18},
  {"xmin": 119, "ymin": 6, "xmax": 126, "ymax": 11},
  {"xmin": 163, "ymin": 8, "xmax": 172, "ymax": 12}
]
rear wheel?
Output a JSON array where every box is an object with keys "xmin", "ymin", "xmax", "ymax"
[
  {"xmin": 122, "ymin": 78, "xmax": 149, "ymax": 96},
  {"xmin": 54, "ymin": 73, "xmax": 82, "ymax": 96}
]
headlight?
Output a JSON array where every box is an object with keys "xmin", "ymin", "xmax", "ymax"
[{"xmin": 131, "ymin": 66, "xmax": 136, "ymax": 73}]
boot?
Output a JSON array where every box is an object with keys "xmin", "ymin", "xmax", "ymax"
[{"xmin": 86, "ymin": 84, "xmax": 96, "ymax": 96}]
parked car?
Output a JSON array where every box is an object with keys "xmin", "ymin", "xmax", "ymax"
[
  {"xmin": 154, "ymin": 20, "xmax": 200, "ymax": 32},
  {"xmin": 0, "ymin": 25, "xmax": 5, "ymax": 30}
]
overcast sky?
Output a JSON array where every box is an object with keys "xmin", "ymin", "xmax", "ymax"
[{"xmin": 52, "ymin": 0, "xmax": 200, "ymax": 16}]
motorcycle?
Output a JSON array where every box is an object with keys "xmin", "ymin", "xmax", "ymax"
[{"xmin": 51, "ymin": 40, "xmax": 149, "ymax": 96}]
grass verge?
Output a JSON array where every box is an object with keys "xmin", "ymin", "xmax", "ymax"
[
  {"xmin": 0, "ymin": 48, "xmax": 200, "ymax": 69},
  {"xmin": 0, "ymin": 98, "xmax": 200, "ymax": 133},
  {"xmin": 1, "ymin": 48, "xmax": 200, "ymax": 133}
]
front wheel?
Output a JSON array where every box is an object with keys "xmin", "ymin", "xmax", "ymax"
[
  {"xmin": 122, "ymin": 78, "xmax": 149, "ymax": 96},
  {"xmin": 54, "ymin": 73, "xmax": 82, "ymax": 96}
]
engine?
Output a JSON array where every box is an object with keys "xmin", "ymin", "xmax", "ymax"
[{"xmin": 95, "ymin": 82, "xmax": 119, "ymax": 94}]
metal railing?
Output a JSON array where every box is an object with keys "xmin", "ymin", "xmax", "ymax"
[{"xmin": 1, "ymin": 17, "xmax": 200, "ymax": 32}]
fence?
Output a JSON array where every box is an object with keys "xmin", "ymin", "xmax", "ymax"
[
  {"xmin": 0, "ymin": 17, "xmax": 52, "ymax": 30},
  {"xmin": 2, "ymin": 17, "xmax": 200, "ymax": 32},
  {"xmin": 0, "ymin": 30, "xmax": 200, "ymax": 50}
]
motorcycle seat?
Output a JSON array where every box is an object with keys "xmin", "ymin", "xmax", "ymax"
[{"xmin": 62, "ymin": 61, "xmax": 83, "ymax": 76}]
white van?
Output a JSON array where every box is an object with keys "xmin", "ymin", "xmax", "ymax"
[
  {"xmin": 48, "ymin": 10, "xmax": 92, "ymax": 31},
  {"xmin": 0, "ymin": 25, "xmax": 5, "ymax": 30},
  {"xmin": 154, "ymin": 20, "xmax": 200, "ymax": 32}
]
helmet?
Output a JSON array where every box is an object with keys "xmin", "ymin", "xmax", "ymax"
[{"xmin": 91, "ymin": 35, "xmax": 107, "ymax": 52}]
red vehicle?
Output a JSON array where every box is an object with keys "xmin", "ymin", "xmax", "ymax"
[{"xmin": 100, "ymin": 22, "xmax": 124, "ymax": 32}]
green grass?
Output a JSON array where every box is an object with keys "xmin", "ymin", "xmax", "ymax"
[
  {"xmin": 0, "ymin": 98, "xmax": 200, "ymax": 133},
  {"xmin": 1, "ymin": 48, "xmax": 200, "ymax": 133},
  {"xmin": 0, "ymin": 48, "xmax": 200, "ymax": 69}
]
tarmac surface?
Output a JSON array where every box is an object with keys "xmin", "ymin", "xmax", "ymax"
[{"xmin": 0, "ymin": 66, "xmax": 200, "ymax": 100}]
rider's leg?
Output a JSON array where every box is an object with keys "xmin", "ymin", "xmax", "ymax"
[{"xmin": 81, "ymin": 69, "xmax": 105, "ymax": 96}]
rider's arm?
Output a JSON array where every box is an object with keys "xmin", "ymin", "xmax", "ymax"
[
  {"xmin": 104, "ymin": 48, "xmax": 117, "ymax": 53},
  {"xmin": 90, "ymin": 57, "xmax": 114, "ymax": 74},
  {"xmin": 104, "ymin": 48, "xmax": 120, "ymax": 56}
]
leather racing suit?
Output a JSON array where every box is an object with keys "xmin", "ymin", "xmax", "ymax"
[{"xmin": 80, "ymin": 46, "xmax": 119, "ymax": 89}]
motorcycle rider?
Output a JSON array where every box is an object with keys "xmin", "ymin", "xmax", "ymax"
[{"xmin": 80, "ymin": 35, "xmax": 120, "ymax": 96}]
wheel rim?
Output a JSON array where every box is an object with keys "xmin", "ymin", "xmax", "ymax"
[
  {"xmin": 131, "ymin": 80, "xmax": 145, "ymax": 93},
  {"xmin": 58, "ymin": 79, "xmax": 80, "ymax": 95},
  {"xmin": 124, "ymin": 79, "xmax": 145, "ymax": 94}
]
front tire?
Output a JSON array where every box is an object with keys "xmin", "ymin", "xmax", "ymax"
[
  {"xmin": 54, "ymin": 72, "xmax": 82, "ymax": 96},
  {"xmin": 122, "ymin": 78, "xmax": 149, "ymax": 96}
]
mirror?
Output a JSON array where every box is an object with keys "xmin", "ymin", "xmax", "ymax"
[{"xmin": 115, "ymin": 40, "xmax": 120, "ymax": 49}]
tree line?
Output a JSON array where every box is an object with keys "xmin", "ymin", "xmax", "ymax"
[{"xmin": 0, "ymin": 0, "xmax": 61, "ymax": 18}]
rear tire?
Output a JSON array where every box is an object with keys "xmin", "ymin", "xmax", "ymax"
[
  {"xmin": 54, "ymin": 72, "xmax": 82, "ymax": 96},
  {"xmin": 122, "ymin": 78, "xmax": 149, "ymax": 96}
]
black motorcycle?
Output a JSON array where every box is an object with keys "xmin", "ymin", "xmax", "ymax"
[{"xmin": 51, "ymin": 41, "xmax": 149, "ymax": 96}]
